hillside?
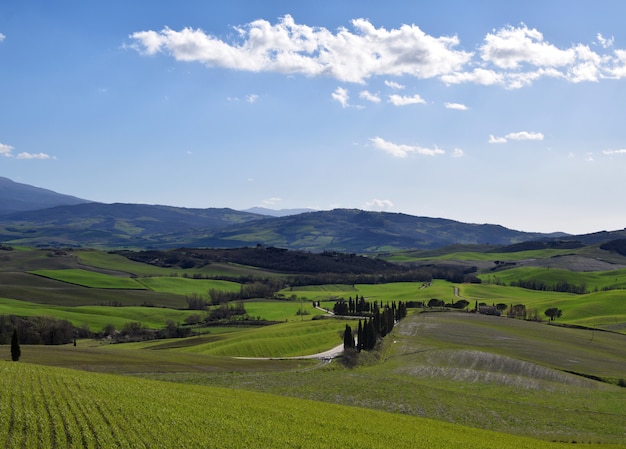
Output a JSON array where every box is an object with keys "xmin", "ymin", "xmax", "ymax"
[
  {"xmin": 2, "ymin": 177, "xmax": 626, "ymax": 253},
  {"xmin": 0, "ymin": 202, "xmax": 266, "ymax": 248},
  {"xmin": 0, "ymin": 176, "xmax": 90, "ymax": 215}
]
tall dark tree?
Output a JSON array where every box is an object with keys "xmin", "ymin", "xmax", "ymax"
[
  {"xmin": 357, "ymin": 320, "xmax": 363, "ymax": 352},
  {"xmin": 343, "ymin": 324, "xmax": 355, "ymax": 349},
  {"xmin": 11, "ymin": 329, "xmax": 20, "ymax": 361}
]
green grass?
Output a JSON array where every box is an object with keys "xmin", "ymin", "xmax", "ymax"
[
  {"xmin": 129, "ymin": 319, "xmax": 349, "ymax": 357},
  {"xmin": 243, "ymin": 299, "xmax": 327, "ymax": 321},
  {"xmin": 30, "ymin": 269, "xmax": 147, "ymax": 289},
  {"xmin": 284, "ymin": 280, "xmax": 458, "ymax": 304},
  {"xmin": 138, "ymin": 312, "xmax": 626, "ymax": 445},
  {"xmin": 456, "ymin": 283, "xmax": 626, "ymax": 332},
  {"xmin": 0, "ymin": 297, "xmax": 195, "ymax": 331},
  {"xmin": 136, "ymin": 276, "xmax": 241, "ymax": 297},
  {"xmin": 2, "ymin": 361, "xmax": 605, "ymax": 449},
  {"xmin": 480, "ymin": 266, "xmax": 626, "ymax": 291}
]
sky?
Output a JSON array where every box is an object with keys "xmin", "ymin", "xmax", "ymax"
[{"xmin": 1, "ymin": 1, "xmax": 626, "ymax": 235}]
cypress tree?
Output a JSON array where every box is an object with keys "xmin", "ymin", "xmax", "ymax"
[
  {"xmin": 343, "ymin": 324, "xmax": 355, "ymax": 349},
  {"xmin": 11, "ymin": 329, "xmax": 20, "ymax": 362}
]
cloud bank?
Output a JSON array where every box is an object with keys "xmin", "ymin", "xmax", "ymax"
[{"xmin": 130, "ymin": 17, "xmax": 626, "ymax": 89}]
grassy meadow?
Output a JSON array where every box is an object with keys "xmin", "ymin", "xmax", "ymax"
[
  {"xmin": 1, "ymin": 246, "xmax": 626, "ymax": 447},
  {"xmin": 4, "ymin": 360, "xmax": 612, "ymax": 449}
]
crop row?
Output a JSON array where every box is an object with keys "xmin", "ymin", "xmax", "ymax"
[{"xmin": 1, "ymin": 361, "xmax": 591, "ymax": 449}]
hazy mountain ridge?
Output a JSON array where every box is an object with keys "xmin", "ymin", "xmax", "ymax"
[
  {"xmin": 0, "ymin": 177, "xmax": 91, "ymax": 215},
  {"xmin": 1, "ymin": 177, "xmax": 624, "ymax": 252}
]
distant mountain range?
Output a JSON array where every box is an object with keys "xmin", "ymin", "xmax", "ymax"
[
  {"xmin": 1, "ymin": 176, "xmax": 624, "ymax": 252},
  {"xmin": 0, "ymin": 177, "xmax": 91, "ymax": 215}
]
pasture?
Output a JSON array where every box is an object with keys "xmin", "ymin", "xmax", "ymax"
[
  {"xmin": 104, "ymin": 318, "xmax": 349, "ymax": 358},
  {"xmin": 142, "ymin": 312, "xmax": 626, "ymax": 445},
  {"xmin": 3, "ymin": 361, "xmax": 607, "ymax": 449},
  {"xmin": 0, "ymin": 297, "xmax": 196, "ymax": 331},
  {"xmin": 2, "ymin": 246, "xmax": 626, "ymax": 446}
]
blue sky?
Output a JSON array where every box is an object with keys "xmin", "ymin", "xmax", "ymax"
[{"xmin": 1, "ymin": 1, "xmax": 626, "ymax": 234}]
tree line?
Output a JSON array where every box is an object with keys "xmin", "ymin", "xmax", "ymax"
[
  {"xmin": 509, "ymin": 278, "xmax": 588, "ymax": 294},
  {"xmin": 343, "ymin": 301, "xmax": 408, "ymax": 353}
]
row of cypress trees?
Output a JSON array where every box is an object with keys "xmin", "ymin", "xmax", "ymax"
[{"xmin": 343, "ymin": 301, "xmax": 408, "ymax": 352}]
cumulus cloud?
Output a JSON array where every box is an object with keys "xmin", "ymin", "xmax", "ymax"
[
  {"xmin": 388, "ymin": 94, "xmax": 426, "ymax": 106},
  {"xmin": 0, "ymin": 142, "xmax": 14, "ymax": 156},
  {"xmin": 246, "ymin": 94, "xmax": 259, "ymax": 103},
  {"xmin": 488, "ymin": 134, "xmax": 507, "ymax": 144},
  {"xmin": 130, "ymin": 17, "xmax": 626, "ymax": 89},
  {"xmin": 602, "ymin": 148, "xmax": 626, "ymax": 155},
  {"xmin": 129, "ymin": 15, "xmax": 471, "ymax": 84},
  {"xmin": 452, "ymin": 148, "xmax": 464, "ymax": 158},
  {"xmin": 370, "ymin": 136, "xmax": 445, "ymax": 158},
  {"xmin": 444, "ymin": 102, "xmax": 468, "ymax": 110},
  {"xmin": 596, "ymin": 33, "xmax": 614, "ymax": 49},
  {"xmin": 331, "ymin": 87, "xmax": 349, "ymax": 107},
  {"xmin": 384, "ymin": 80, "xmax": 405, "ymax": 89},
  {"xmin": 506, "ymin": 131, "xmax": 544, "ymax": 141},
  {"xmin": 364, "ymin": 199, "xmax": 393, "ymax": 211},
  {"xmin": 359, "ymin": 90, "xmax": 381, "ymax": 103},
  {"xmin": 489, "ymin": 131, "xmax": 544, "ymax": 143},
  {"xmin": 0, "ymin": 142, "xmax": 54, "ymax": 159},
  {"xmin": 0, "ymin": 33, "xmax": 5, "ymax": 42}
]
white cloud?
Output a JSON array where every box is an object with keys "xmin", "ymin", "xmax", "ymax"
[
  {"xmin": 444, "ymin": 102, "xmax": 468, "ymax": 110},
  {"xmin": 130, "ymin": 17, "xmax": 626, "ymax": 89},
  {"xmin": 384, "ymin": 80, "xmax": 405, "ymax": 89},
  {"xmin": 481, "ymin": 25, "xmax": 575, "ymax": 70},
  {"xmin": 246, "ymin": 94, "xmax": 259, "ymax": 103},
  {"xmin": 602, "ymin": 149, "xmax": 626, "ymax": 155},
  {"xmin": 0, "ymin": 33, "xmax": 5, "ymax": 42},
  {"xmin": 489, "ymin": 131, "xmax": 544, "ymax": 143},
  {"xmin": 130, "ymin": 15, "xmax": 472, "ymax": 84},
  {"xmin": 0, "ymin": 142, "xmax": 54, "ymax": 160},
  {"xmin": 585, "ymin": 152, "xmax": 595, "ymax": 162},
  {"xmin": 452, "ymin": 148, "xmax": 464, "ymax": 158},
  {"xmin": 364, "ymin": 199, "xmax": 393, "ymax": 211},
  {"xmin": 331, "ymin": 87, "xmax": 349, "ymax": 107},
  {"xmin": 16, "ymin": 152, "xmax": 54, "ymax": 160},
  {"xmin": 370, "ymin": 136, "xmax": 445, "ymax": 158},
  {"xmin": 441, "ymin": 68, "xmax": 504, "ymax": 86},
  {"xmin": 506, "ymin": 131, "xmax": 544, "ymax": 141},
  {"xmin": 359, "ymin": 90, "xmax": 381, "ymax": 103},
  {"xmin": 488, "ymin": 134, "xmax": 507, "ymax": 144},
  {"xmin": 0, "ymin": 142, "xmax": 14, "ymax": 156},
  {"xmin": 388, "ymin": 94, "xmax": 426, "ymax": 106},
  {"xmin": 596, "ymin": 33, "xmax": 614, "ymax": 49}
]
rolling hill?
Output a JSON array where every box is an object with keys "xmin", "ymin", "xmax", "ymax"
[
  {"xmin": 2, "ymin": 176, "xmax": 625, "ymax": 252},
  {"xmin": 0, "ymin": 176, "xmax": 90, "ymax": 215}
]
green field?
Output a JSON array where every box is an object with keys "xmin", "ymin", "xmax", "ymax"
[
  {"xmin": 2, "ymin": 246, "xmax": 626, "ymax": 447},
  {"xmin": 105, "ymin": 318, "xmax": 349, "ymax": 358},
  {"xmin": 0, "ymin": 297, "xmax": 195, "ymax": 331},
  {"xmin": 4, "ymin": 361, "xmax": 608, "ymax": 449},
  {"xmin": 140, "ymin": 312, "xmax": 626, "ymax": 445},
  {"xmin": 480, "ymin": 266, "xmax": 626, "ymax": 291},
  {"xmin": 31, "ymin": 269, "xmax": 147, "ymax": 289}
]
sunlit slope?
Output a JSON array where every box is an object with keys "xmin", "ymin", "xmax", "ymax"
[{"xmin": 1, "ymin": 361, "xmax": 617, "ymax": 449}]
